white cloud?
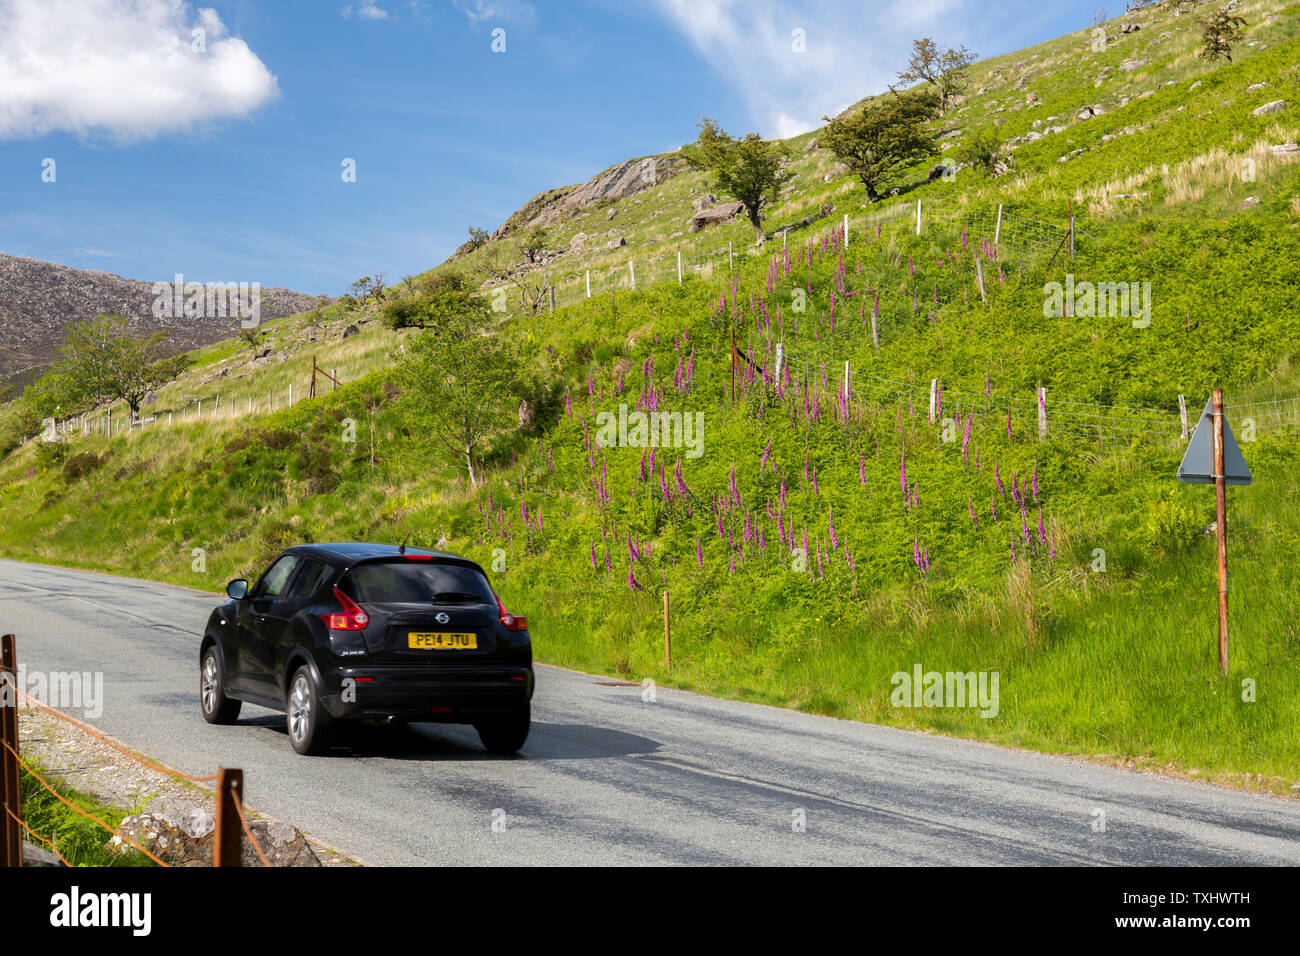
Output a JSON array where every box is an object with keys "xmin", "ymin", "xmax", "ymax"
[
  {"xmin": 358, "ymin": 3, "xmax": 389, "ymax": 18},
  {"xmin": 452, "ymin": 0, "xmax": 536, "ymax": 27},
  {"xmin": 0, "ymin": 0, "xmax": 278, "ymax": 141},
  {"xmin": 651, "ymin": 0, "xmax": 978, "ymax": 138}
]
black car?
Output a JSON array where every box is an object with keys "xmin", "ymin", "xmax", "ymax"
[{"xmin": 199, "ymin": 543, "xmax": 533, "ymax": 755}]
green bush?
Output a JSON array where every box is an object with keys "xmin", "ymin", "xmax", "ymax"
[
  {"xmin": 62, "ymin": 450, "xmax": 102, "ymax": 481},
  {"xmin": 1142, "ymin": 494, "xmax": 1206, "ymax": 555}
]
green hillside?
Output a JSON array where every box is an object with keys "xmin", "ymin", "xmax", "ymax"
[{"xmin": 2, "ymin": 0, "xmax": 1299, "ymax": 794}]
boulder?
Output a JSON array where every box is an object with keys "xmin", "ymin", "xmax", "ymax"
[
  {"xmin": 688, "ymin": 201, "xmax": 743, "ymax": 233},
  {"xmin": 1253, "ymin": 100, "xmax": 1286, "ymax": 116},
  {"xmin": 342, "ymin": 324, "xmax": 359, "ymax": 339},
  {"xmin": 1238, "ymin": 197, "xmax": 1261, "ymax": 209},
  {"xmin": 1119, "ymin": 58, "xmax": 1144, "ymax": 72},
  {"xmin": 1077, "ymin": 104, "xmax": 1105, "ymax": 120},
  {"xmin": 691, "ymin": 193, "xmax": 718, "ymax": 213}
]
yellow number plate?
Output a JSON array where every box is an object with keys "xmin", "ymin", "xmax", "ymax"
[{"xmin": 408, "ymin": 632, "xmax": 477, "ymax": 650}]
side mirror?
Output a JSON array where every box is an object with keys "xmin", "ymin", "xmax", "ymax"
[{"xmin": 226, "ymin": 579, "xmax": 249, "ymax": 600}]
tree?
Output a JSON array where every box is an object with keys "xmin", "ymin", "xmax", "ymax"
[
  {"xmin": 237, "ymin": 325, "xmax": 266, "ymax": 355},
  {"xmin": 819, "ymin": 90, "xmax": 941, "ymax": 202},
  {"xmin": 396, "ymin": 314, "xmax": 528, "ymax": 484},
  {"xmin": 682, "ymin": 118, "xmax": 793, "ymax": 241},
  {"xmin": 56, "ymin": 314, "xmax": 170, "ymax": 420},
  {"xmin": 480, "ymin": 243, "xmax": 552, "ymax": 316},
  {"xmin": 1199, "ymin": 7, "xmax": 1246, "ymax": 62},
  {"xmin": 896, "ymin": 38, "xmax": 977, "ymax": 114},
  {"xmin": 520, "ymin": 227, "xmax": 550, "ymax": 265},
  {"xmin": 381, "ymin": 272, "xmax": 489, "ymax": 331},
  {"xmin": 467, "ymin": 226, "xmax": 490, "ymax": 250}
]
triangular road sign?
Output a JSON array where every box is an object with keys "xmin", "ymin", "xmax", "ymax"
[{"xmin": 1177, "ymin": 396, "xmax": 1252, "ymax": 485}]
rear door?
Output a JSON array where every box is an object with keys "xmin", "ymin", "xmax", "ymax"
[{"xmin": 345, "ymin": 559, "xmax": 502, "ymax": 664}]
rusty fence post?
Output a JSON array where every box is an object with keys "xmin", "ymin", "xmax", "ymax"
[
  {"xmin": 1, "ymin": 634, "xmax": 20, "ymax": 867},
  {"xmin": 214, "ymin": 766, "xmax": 244, "ymax": 867}
]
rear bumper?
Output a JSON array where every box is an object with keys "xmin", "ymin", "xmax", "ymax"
[{"xmin": 322, "ymin": 663, "xmax": 534, "ymax": 721}]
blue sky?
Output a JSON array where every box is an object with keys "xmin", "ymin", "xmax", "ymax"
[{"xmin": 0, "ymin": 0, "xmax": 1102, "ymax": 295}]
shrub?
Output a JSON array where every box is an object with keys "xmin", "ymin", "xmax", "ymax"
[
  {"xmin": 62, "ymin": 451, "xmax": 103, "ymax": 481},
  {"xmin": 1142, "ymin": 495, "xmax": 1205, "ymax": 555}
]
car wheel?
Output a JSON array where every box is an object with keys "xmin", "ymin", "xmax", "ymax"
[
  {"xmin": 476, "ymin": 705, "xmax": 530, "ymax": 754},
  {"xmin": 200, "ymin": 646, "xmax": 241, "ymax": 724},
  {"xmin": 287, "ymin": 665, "xmax": 332, "ymax": 756}
]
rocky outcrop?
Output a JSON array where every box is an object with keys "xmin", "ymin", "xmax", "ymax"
[
  {"xmin": 0, "ymin": 254, "xmax": 325, "ymax": 387},
  {"xmin": 521, "ymin": 156, "xmax": 687, "ymax": 230}
]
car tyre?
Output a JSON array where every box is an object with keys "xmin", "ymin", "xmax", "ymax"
[
  {"xmin": 476, "ymin": 705, "xmax": 530, "ymax": 754},
  {"xmin": 200, "ymin": 646, "xmax": 241, "ymax": 724},
  {"xmin": 287, "ymin": 665, "xmax": 332, "ymax": 755}
]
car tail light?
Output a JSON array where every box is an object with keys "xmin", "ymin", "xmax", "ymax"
[
  {"xmin": 322, "ymin": 587, "xmax": 369, "ymax": 630},
  {"xmin": 496, "ymin": 594, "xmax": 527, "ymax": 632},
  {"xmin": 404, "ymin": 554, "xmax": 434, "ymax": 561}
]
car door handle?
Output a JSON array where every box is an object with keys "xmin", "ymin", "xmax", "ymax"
[{"xmin": 255, "ymin": 615, "xmax": 267, "ymax": 624}]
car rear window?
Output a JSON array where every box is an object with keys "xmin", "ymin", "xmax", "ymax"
[{"xmin": 348, "ymin": 561, "xmax": 495, "ymax": 605}]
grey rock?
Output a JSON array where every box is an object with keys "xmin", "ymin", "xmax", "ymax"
[
  {"xmin": 1253, "ymin": 100, "xmax": 1286, "ymax": 116},
  {"xmin": 688, "ymin": 201, "xmax": 744, "ymax": 233},
  {"xmin": 691, "ymin": 193, "xmax": 718, "ymax": 213},
  {"xmin": 342, "ymin": 324, "xmax": 359, "ymax": 339}
]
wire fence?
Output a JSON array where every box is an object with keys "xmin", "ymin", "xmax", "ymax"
[
  {"xmin": 495, "ymin": 197, "xmax": 1089, "ymax": 314},
  {"xmin": 0, "ymin": 632, "xmax": 271, "ymax": 868}
]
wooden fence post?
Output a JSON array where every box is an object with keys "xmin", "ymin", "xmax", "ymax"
[
  {"xmin": 676, "ymin": 252, "xmax": 682, "ymax": 285},
  {"xmin": 916, "ymin": 200, "xmax": 922, "ymax": 235},
  {"xmin": 1038, "ymin": 385, "xmax": 1048, "ymax": 439},
  {"xmin": 1, "ymin": 634, "xmax": 19, "ymax": 867},
  {"xmin": 929, "ymin": 378, "xmax": 937, "ymax": 424},
  {"xmin": 214, "ymin": 766, "xmax": 243, "ymax": 867},
  {"xmin": 975, "ymin": 257, "xmax": 987, "ymax": 302},
  {"xmin": 663, "ymin": 591, "xmax": 671, "ymax": 669},
  {"xmin": 1179, "ymin": 393, "xmax": 1189, "ymax": 440},
  {"xmin": 995, "ymin": 204, "xmax": 1003, "ymax": 245},
  {"xmin": 586, "ymin": 270, "xmax": 591, "ymax": 298}
]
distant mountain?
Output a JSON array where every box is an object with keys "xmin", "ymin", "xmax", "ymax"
[{"xmin": 0, "ymin": 254, "xmax": 326, "ymax": 387}]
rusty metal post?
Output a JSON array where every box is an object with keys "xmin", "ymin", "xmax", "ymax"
[
  {"xmin": 1, "ymin": 634, "xmax": 20, "ymax": 867},
  {"xmin": 1213, "ymin": 389, "xmax": 1229, "ymax": 675},
  {"xmin": 214, "ymin": 766, "xmax": 243, "ymax": 867}
]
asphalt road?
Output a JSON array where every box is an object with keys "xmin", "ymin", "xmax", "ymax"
[{"xmin": 3, "ymin": 556, "xmax": 1299, "ymax": 866}]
